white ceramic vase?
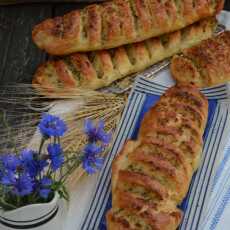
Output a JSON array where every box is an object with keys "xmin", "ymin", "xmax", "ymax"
[{"xmin": 0, "ymin": 193, "xmax": 62, "ymax": 230}]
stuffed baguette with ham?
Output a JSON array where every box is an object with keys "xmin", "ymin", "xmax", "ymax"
[
  {"xmin": 32, "ymin": 0, "xmax": 224, "ymax": 55},
  {"xmin": 107, "ymin": 84, "xmax": 208, "ymax": 230},
  {"xmin": 33, "ymin": 17, "xmax": 216, "ymax": 94}
]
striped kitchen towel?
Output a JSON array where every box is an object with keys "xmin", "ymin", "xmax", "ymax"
[
  {"xmin": 199, "ymin": 129, "xmax": 230, "ymax": 230},
  {"xmin": 79, "ymin": 77, "xmax": 230, "ymax": 230}
]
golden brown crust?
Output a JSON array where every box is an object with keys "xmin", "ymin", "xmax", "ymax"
[
  {"xmin": 33, "ymin": 17, "xmax": 216, "ymax": 95},
  {"xmin": 86, "ymin": 5, "xmax": 102, "ymax": 46},
  {"xmin": 106, "ymin": 210, "xmax": 134, "ymax": 230},
  {"xmin": 118, "ymin": 170, "xmax": 169, "ymax": 200},
  {"xmin": 107, "ymin": 84, "xmax": 208, "ymax": 230},
  {"xmin": 215, "ymin": 0, "xmax": 225, "ymax": 14},
  {"xmin": 53, "ymin": 60, "xmax": 77, "ymax": 87},
  {"xmin": 112, "ymin": 140, "xmax": 141, "ymax": 198},
  {"xmin": 32, "ymin": 0, "xmax": 222, "ymax": 55},
  {"xmin": 171, "ymin": 31, "xmax": 230, "ymax": 88},
  {"xmin": 114, "ymin": 190, "xmax": 182, "ymax": 230}
]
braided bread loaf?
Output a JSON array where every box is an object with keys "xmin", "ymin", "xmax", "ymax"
[
  {"xmin": 33, "ymin": 18, "xmax": 216, "ymax": 94},
  {"xmin": 32, "ymin": 0, "xmax": 224, "ymax": 55},
  {"xmin": 107, "ymin": 84, "xmax": 208, "ymax": 230},
  {"xmin": 171, "ymin": 31, "xmax": 230, "ymax": 88}
]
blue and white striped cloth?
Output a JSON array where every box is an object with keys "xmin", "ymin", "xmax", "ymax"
[
  {"xmin": 65, "ymin": 11, "xmax": 230, "ymax": 230},
  {"xmin": 79, "ymin": 76, "xmax": 230, "ymax": 230},
  {"xmin": 199, "ymin": 136, "xmax": 230, "ymax": 230}
]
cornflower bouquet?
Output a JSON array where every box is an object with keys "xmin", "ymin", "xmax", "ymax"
[{"xmin": 0, "ymin": 113, "xmax": 111, "ymax": 211}]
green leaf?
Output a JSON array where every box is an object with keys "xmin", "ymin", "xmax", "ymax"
[{"xmin": 0, "ymin": 197, "xmax": 17, "ymax": 211}]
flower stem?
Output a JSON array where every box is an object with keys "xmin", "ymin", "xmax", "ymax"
[
  {"xmin": 60, "ymin": 159, "xmax": 82, "ymax": 183},
  {"xmin": 31, "ymin": 190, "xmax": 38, "ymax": 202},
  {"xmin": 38, "ymin": 137, "xmax": 46, "ymax": 155},
  {"xmin": 16, "ymin": 196, "xmax": 20, "ymax": 207},
  {"xmin": 38, "ymin": 137, "xmax": 46, "ymax": 182},
  {"xmin": 0, "ymin": 198, "xmax": 17, "ymax": 211}
]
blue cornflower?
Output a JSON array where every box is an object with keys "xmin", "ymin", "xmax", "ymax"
[
  {"xmin": 1, "ymin": 171, "xmax": 16, "ymax": 186},
  {"xmin": 0, "ymin": 154, "xmax": 21, "ymax": 172},
  {"xmin": 20, "ymin": 150, "xmax": 48, "ymax": 177},
  {"xmin": 84, "ymin": 119, "xmax": 112, "ymax": 145},
  {"xmin": 47, "ymin": 144, "xmax": 64, "ymax": 172},
  {"xmin": 39, "ymin": 177, "xmax": 53, "ymax": 199},
  {"xmin": 20, "ymin": 149, "xmax": 33, "ymax": 162},
  {"xmin": 39, "ymin": 189, "xmax": 51, "ymax": 199},
  {"xmin": 82, "ymin": 143, "xmax": 104, "ymax": 174},
  {"xmin": 2, "ymin": 172, "xmax": 34, "ymax": 197},
  {"xmin": 0, "ymin": 154, "xmax": 20, "ymax": 187},
  {"xmin": 84, "ymin": 143, "xmax": 104, "ymax": 157},
  {"xmin": 39, "ymin": 114, "xmax": 67, "ymax": 138},
  {"xmin": 13, "ymin": 174, "xmax": 34, "ymax": 196}
]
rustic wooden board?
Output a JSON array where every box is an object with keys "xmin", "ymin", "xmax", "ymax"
[
  {"xmin": 53, "ymin": 2, "xmax": 86, "ymax": 15},
  {"xmin": 226, "ymin": 1, "xmax": 230, "ymax": 10},
  {"xmin": 0, "ymin": 2, "xmax": 229, "ymax": 85},
  {"xmin": 0, "ymin": 5, "xmax": 53, "ymax": 84},
  {"xmin": 0, "ymin": 0, "xmax": 105, "ymax": 5}
]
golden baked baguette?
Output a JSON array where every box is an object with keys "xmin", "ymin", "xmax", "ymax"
[
  {"xmin": 171, "ymin": 31, "xmax": 230, "ymax": 88},
  {"xmin": 32, "ymin": 0, "xmax": 224, "ymax": 55},
  {"xmin": 33, "ymin": 18, "xmax": 216, "ymax": 94},
  {"xmin": 107, "ymin": 84, "xmax": 208, "ymax": 230}
]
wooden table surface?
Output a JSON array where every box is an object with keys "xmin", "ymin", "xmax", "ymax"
[{"xmin": 0, "ymin": 2, "xmax": 229, "ymax": 85}]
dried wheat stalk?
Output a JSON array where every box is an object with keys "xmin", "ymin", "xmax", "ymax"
[{"xmin": 0, "ymin": 84, "xmax": 126, "ymax": 189}]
